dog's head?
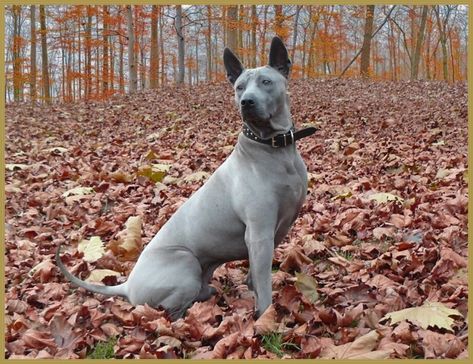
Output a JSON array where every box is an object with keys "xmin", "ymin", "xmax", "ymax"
[{"xmin": 224, "ymin": 37, "xmax": 292, "ymax": 139}]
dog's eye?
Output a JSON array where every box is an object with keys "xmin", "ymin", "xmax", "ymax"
[
  {"xmin": 262, "ymin": 79, "xmax": 272, "ymax": 85},
  {"xmin": 236, "ymin": 84, "xmax": 244, "ymax": 91}
]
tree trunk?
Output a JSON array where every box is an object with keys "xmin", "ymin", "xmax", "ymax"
[
  {"xmin": 388, "ymin": 21, "xmax": 397, "ymax": 81},
  {"xmin": 449, "ymin": 28, "xmax": 455, "ymax": 82},
  {"xmin": 109, "ymin": 31, "xmax": 114, "ymax": 92},
  {"xmin": 39, "ymin": 5, "xmax": 51, "ymax": 103},
  {"xmin": 340, "ymin": 5, "xmax": 395, "ymax": 78},
  {"xmin": 119, "ymin": 39, "xmax": 124, "ymax": 92},
  {"xmin": 30, "ymin": 5, "xmax": 37, "ymax": 102},
  {"xmin": 238, "ymin": 6, "xmax": 244, "ymax": 62},
  {"xmin": 291, "ymin": 5, "xmax": 301, "ymax": 63},
  {"xmin": 411, "ymin": 5, "xmax": 428, "ymax": 80},
  {"xmin": 126, "ymin": 5, "xmax": 137, "ymax": 92},
  {"xmin": 175, "ymin": 5, "xmax": 185, "ymax": 84},
  {"xmin": 301, "ymin": 7, "xmax": 311, "ymax": 78},
  {"xmin": 102, "ymin": 6, "xmax": 109, "ymax": 94},
  {"xmin": 12, "ymin": 5, "xmax": 22, "ymax": 102},
  {"xmin": 360, "ymin": 5, "xmax": 375, "ymax": 78},
  {"xmin": 260, "ymin": 6, "xmax": 269, "ymax": 64},
  {"xmin": 434, "ymin": 5, "xmax": 449, "ymax": 81},
  {"xmin": 94, "ymin": 12, "xmax": 100, "ymax": 96},
  {"xmin": 77, "ymin": 11, "xmax": 82, "ymax": 98},
  {"xmin": 195, "ymin": 35, "xmax": 199, "ymax": 84},
  {"xmin": 425, "ymin": 11, "xmax": 432, "ymax": 80},
  {"xmin": 251, "ymin": 5, "xmax": 257, "ymax": 67},
  {"xmin": 307, "ymin": 7, "xmax": 318, "ymax": 78},
  {"xmin": 159, "ymin": 6, "xmax": 165, "ymax": 84},
  {"xmin": 227, "ymin": 5, "xmax": 238, "ymax": 54},
  {"xmin": 149, "ymin": 5, "xmax": 159, "ymax": 88},
  {"xmin": 206, "ymin": 5, "xmax": 212, "ymax": 80},
  {"xmin": 140, "ymin": 43, "xmax": 146, "ymax": 89},
  {"xmin": 85, "ymin": 6, "xmax": 92, "ymax": 98}
]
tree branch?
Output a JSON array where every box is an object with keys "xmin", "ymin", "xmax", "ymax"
[{"xmin": 339, "ymin": 5, "xmax": 396, "ymax": 78}]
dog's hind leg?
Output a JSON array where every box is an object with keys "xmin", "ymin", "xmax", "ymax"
[{"xmin": 195, "ymin": 263, "xmax": 219, "ymax": 301}]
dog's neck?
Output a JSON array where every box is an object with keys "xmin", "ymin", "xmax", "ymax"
[{"xmin": 240, "ymin": 120, "xmax": 317, "ymax": 150}]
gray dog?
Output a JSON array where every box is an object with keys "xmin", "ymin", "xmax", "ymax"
[{"xmin": 57, "ymin": 37, "xmax": 316, "ymax": 320}]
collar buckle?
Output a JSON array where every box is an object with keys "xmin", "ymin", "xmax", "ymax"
[{"xmin": 271, "ymin": 137, "xmax": 280, "ymax": 148}]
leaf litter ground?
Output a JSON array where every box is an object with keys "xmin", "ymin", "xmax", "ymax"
[{"xmin": 4, "ymin": 79, "xmax": 468, "ymax": 358}]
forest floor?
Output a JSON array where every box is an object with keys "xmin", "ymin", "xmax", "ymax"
[{"xmin": 4, "ymin": 79, "xmax": 468, "ymax": 359}]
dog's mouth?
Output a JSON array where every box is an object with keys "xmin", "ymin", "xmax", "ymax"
[{"xmin": 241, "ymin": 109, "xmax": 271, "ymax": 125}]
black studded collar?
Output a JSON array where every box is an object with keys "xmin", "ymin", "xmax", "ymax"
[{"xmin": 242, "ymin": 124, "xmax": 317, "ymax": 148}]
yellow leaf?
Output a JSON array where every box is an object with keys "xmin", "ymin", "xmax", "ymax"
[
  {"xmin": 78, "ymin": 236, "xmax": 106, "ymax": 262},
  {"xmin": 367, "ymin": 192, "xmax": 404, "ymax": 204},
  {"xmin": 381, "ymin": 301, "xmax": 463, "ymax": 332},
  {"xmin": 62, "ymin": 186, "xmax": 95, "ymax": 198},
  {"xmin": 137, "ymin": 164, "xmax": 168, "ymax": 183},
  {"xmin": 182, "ymin": 171, "xmax": 210, "ymax": 184},
  {"xmin": 144, "ymin": 150, "xmax": 158, "ymax": 160},
  {"xmin": 295, "ymin": 272, "xmax": 319, "ymax": 303},
  {"xmin": 29, "ymin": 260, "xmax": 52, "ymax": 276},
  {"xmin": 300, "ymin": 121, "xmax": 320, "ymax": 128},
  {"xmin": 109, "ymin": 216, "xmax": 142, "ymax": 261},
  {"xmin": 331, "ymin": 191, "xmax": 352, "ymax": 201},
  {"xmin": 85, "ymin": 269, "xmax": 121, "ymax": 283}
]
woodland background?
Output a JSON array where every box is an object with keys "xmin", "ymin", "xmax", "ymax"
[
  {"xmin": 4, "ymin": 3, "xmax": 469, "ymax": 360},
  {"xmin": 4, "ymin": 4, "xmax": 468, "ymax": 103}
]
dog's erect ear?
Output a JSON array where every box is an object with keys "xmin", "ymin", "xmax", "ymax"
[
  {"xmin": 224, "ymin": 48, "xmax": 244, "ymax": 85},
  {"xmin": 268, "ymin": 36, "xmax": 291, "ymax": 78}
]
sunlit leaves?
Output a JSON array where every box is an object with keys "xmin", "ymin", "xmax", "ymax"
[
  {"xmin": 381, "ymin": 301, "xmax": 463, "ymax": 332},
  {"xmin": 78, "ymin": 236, "xmax": 106, "ymax": 263}
]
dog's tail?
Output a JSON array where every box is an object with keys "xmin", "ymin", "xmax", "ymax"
[{"xmin": 55, "ymin": 243, "xmax": 128, "ymax": 299}]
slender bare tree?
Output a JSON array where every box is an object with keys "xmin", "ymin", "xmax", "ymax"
[
  {"xmin": 30, "ymin": 5, "xmax": 37, "ymax": 102},
  {"xmin": 360, "ymin": 5, "xmax": 375, "ymax": 78},
  {"xmin": 150, "ymin": 5, "xmax": 159, "ymax": 88},
  {"xmin": 39, "ymin": 5, "xmax": 51, "ymax": 103},
  {"xmin": 175, "ymin": 5, "xmax": 185, "ymax": 84},
  {"xmin": 411, "ymin": 6, "xmax": 428, "ymax": 79},
  {"xmin": 126, "ymin": 5, "xmax": 137, "ymax": 92}
]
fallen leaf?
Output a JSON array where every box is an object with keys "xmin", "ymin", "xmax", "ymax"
[
  {"xmin": 78, "ymin": 236, "xmax": 106, "ymax": 263},
  {"xmin": 254, "ymin": 305, "xmax": 279, "ymax": 335},
  {"xmin": 367, "ymin": 192, "xmax": 404, "ymax": 204},
  {"xmin": 5, "ymin": 163, "xmax": 29, "ymax": 171},
  {"xmin": 418, "ymin": 329, "xmax": 465, "ymax": 358},
  {"xmin": 109, "ymin": 216, "xmax": 142, "ymax": 260},
  {"xmin": 85, "ymin": 269, "xmax": 121, "ymax": 282},
  {"xmin": 137, "ymin": 164, "xmax": 167, "ymax": 183},
  {"xmin": 320, "ymin": 330, "xmax": 391, "ymax": 359},
  {"xmin": 182, "ymin": 171, "xmax": 210, "ymax": 184},
  {"xmin": 62, "ymin": 186, "xmax": 95, "ymax": 197},
  {"xmin": 381, "ymin": 301, "xmax": 463, "ymax": 332},
  {"xmin": 295, "ymin": 272, "xmax": 319, "ymax": 304}
]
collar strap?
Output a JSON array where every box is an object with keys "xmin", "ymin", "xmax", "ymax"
[{"xmin": 242, "ymin": 124, "xmax": 317, "ymax": 148}]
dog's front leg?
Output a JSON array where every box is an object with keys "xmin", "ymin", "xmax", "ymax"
[{"xmin": 245, "ymin": 226, "xmax": 275, "ymax": 318}]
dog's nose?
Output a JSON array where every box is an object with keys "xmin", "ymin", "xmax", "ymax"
[{"xmin": 241, "ymin": 98, "xmax": 255, "ymax": 107}]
